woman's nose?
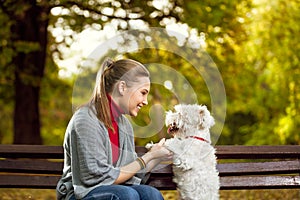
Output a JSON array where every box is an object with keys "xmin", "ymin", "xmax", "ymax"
[{"xmin": 142, "ymin": 99, "xmax": 148, "ymax": 105}]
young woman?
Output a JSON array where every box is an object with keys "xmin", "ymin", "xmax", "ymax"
[{"xmin": 56, "ymin": 58, "xmax": 172, "ymax": 200}]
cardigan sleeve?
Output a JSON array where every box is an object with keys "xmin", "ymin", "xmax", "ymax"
[{"xmin": 117, "ymin": 115, "xmax": 147, "ymax": 184}]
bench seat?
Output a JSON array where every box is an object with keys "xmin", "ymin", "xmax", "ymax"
[{"xmin": 0, "ymin": 145, "xmax": 299, "ymax": 190}]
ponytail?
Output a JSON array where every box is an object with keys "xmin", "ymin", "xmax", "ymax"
[{"xmin": 89, "ymin": 58, "xmax": 113, "ymax": 131}]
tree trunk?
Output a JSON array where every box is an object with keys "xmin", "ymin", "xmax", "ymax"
[{"xmin": 12, "ymin": 2, "xmax": 49, "ymax": 144}]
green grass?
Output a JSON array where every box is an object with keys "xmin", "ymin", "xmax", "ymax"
[
  {"xmin": 219, "ymin": 189, "xmax": 300, "ymax": 200},
  {"xmin": 161, "ymin": 189, "xmax": 300, "ymax": 200},
  {"xmin": 0, "ymin": 189, "xmax": 55, "ymax": 200},
  {"xmin": 0, "ymin": 189, "xmax": 299, "ymax": 199}
]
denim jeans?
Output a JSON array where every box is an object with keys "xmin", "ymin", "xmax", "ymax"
[{"xmin": 69, "ymin": 184, "xmax": 164, "ymax": 200}]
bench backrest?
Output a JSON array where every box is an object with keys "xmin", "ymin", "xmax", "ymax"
[{"xmin": 0, "ymin": 145, "xmax": 299, "ymax": 189}]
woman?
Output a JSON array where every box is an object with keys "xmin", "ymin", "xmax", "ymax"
[{"xmin": 56, "ymin": 58, "xmax": 172, "ymax": 200}]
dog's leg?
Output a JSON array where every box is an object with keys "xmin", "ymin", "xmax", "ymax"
[
  {"xmin": 174, "ymin": 157, "xmax": 192, "ymax": 171},
  {"xmin": 145, "ymin": 141, "xmax": 154, "ymax": 150},
  {"xmin": 165, "ymin": 138, "xmax": 192, "ymax": 171}
]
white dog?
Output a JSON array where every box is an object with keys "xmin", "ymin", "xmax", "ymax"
[{"xmin": 164, "ymin": 104, "xmax": 220, "ymax": 200}]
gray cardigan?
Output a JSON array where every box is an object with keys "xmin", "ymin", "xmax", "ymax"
[{"xmin": 56, "ymin": 106, "xmax": 145, "ymax": 199}]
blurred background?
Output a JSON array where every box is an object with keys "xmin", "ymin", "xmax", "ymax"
[
  {"xmin": 0, "ymin": 0, "xmax": 299, "ymax": 199},
  {"xmin": 1, "ymin": 0, "xmax": 299, "ymax": 146}
]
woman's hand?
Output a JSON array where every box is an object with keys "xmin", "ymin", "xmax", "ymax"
[
  {"xmin": 147, "ymin": 138, "xmax": 173, "ymax": 161},
  {"xmin": 115, "ymin": 138, "xmax": 172, "ymax": 184}
]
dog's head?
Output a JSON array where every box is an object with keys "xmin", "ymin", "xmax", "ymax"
[{"xmin": 165, "ymin": 104, "xmax": 215, "ymax": 138}]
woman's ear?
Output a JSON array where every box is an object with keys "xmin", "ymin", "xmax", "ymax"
[{"xmin": 118, "ymin": 81, "xmax": 127, "ymax": 95}]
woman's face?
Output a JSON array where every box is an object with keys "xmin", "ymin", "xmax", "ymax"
[{"xmin": 119, "ymin": 76, "xmax": 150, "ymax": 117}]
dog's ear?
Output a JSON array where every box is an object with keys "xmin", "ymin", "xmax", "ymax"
[
  {"xmin": 198, "ymin": 105, "xmax": 215, "ymax": 129},
  {"xmin": 198, "ymin": 109, "xmax": 205, "ymax": 130}
]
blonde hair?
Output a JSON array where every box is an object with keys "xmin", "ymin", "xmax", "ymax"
[{"xmin": 89, "ymin": 58, "xmax": 150, "ymax": 130}]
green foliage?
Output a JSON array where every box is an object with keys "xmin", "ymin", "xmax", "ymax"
[
  {"xmin": 183, "ymin": 0, "xmax": 300, "ymax": 145},
  {"xmin": 0, "ymin": 4, "xmax": 14, "ymax": 143},
  {"xmin": 0, "ymin": 102, "xmax": 13, "ymax": 143},
  {"xmin": 236, "ymin": 0, "xmax": 300, "ymax": 144},
  {"xmin": 39, "ymin": 60, "xmax": 73, "ymax": 145},
  {"xmin": 0, "ymin": 0, "xmax": 299, "ymax": 145}
]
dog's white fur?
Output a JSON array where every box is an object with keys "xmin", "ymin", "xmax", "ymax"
[{"xmin": 164, "ymin": 104, "xmax": 220, "ymax": 200}]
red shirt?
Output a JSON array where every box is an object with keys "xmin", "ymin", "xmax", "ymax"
[{"xmin": 107, "ymin": 94, "xmax": 123, "ymax": 164}]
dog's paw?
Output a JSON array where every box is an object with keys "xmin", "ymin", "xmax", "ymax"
[
  {"xmin": 145, "ymin": 141, "xmax": 154, "ymax": 150},
  {"xmin": 181, "ymin": 162, "xmax": 192, "ymax": 171},
  {"xmin": 173, "ymin": 158, "xmax": 182, "ymax": 166},
  {"xmin": 173, "ymin": 158, "xmax": 192, "ymax": 171}
]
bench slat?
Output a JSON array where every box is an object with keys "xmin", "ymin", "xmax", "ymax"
[
  {"xmin": 0, "ymin": 174, "xmax": 60, "ymax": 189},
  {"xmin": 220, "ymin": 175, "xmax": 300, "ymax": 190},
  {"xmin": 0, "ymin": 159, "xmax": 63, "ymax": 174},
  {"xmin": 1, "ymin": 145, "xmax": 300, "ymax": 159},
  {"xmin": 147, "ymin": 175, "xmax": 300, "ymax": 190},
  {"xmin": 2, "ymin": 174, "xmax": 299, "ymax": 190},
  {"xmin": 2, "ymin": 160, "xmax": 299, "ymax": 176},
  {"xmin": 218, "ymin": 160, "xmax": 300, "ymax": 176},
  {"xmin": 151, "ymin": 161, "xmax": 300, "ymax": 176},
  {"xmin": 0, "ymin": 145, "xmax": 63, "ymax": 159},
  {"xmin": 216, "ymin": 145, "xmax": 300, "ymax": 159},
  {"xmin": 147, "ymin": 177, "xmax": 177, "ymax": 190}
]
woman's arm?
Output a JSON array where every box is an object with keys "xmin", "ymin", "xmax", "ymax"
[
  {"xmin": 143, "ymin": 139, "xmax": 173, "ymax": 172},
  {"xmin": 114, "ymin": 138, "xmax": 172, "ymax": 184}
]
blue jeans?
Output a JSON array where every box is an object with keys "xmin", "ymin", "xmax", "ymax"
[{"xmin": 69, "ymin": 184, "xmax": 164, "ymax": 200}]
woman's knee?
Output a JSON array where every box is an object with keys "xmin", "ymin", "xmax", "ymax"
[
  {"xmin": 83, "ymin": 185, "xmax": 140, "ymax": 200},
  {"xmin": 118, "ymin": 186, "xmax": 140, "ymax": 200},
  {"xmin": 130, "ymin": 185, "xmax": 164, "ymax": 200}
]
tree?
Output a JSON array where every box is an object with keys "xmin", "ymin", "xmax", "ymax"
[
  {"xmin": 1, "ymin": 0, "xmax": 298, "ymax": 145},
  {"xmin": 0, "ymin": 0, "xmax": 50, "ymax": 144},
  {"xmin": 0, "ymin": 0, "xmax": 182, "ymax": 144},
  {"xmin": 181, "ymin": 0, "xmax": 255, "ymax": 144},
  {"xmin": 182, "ymin": 0, "xmax": 300, "ymax": 145},
  {"xmin": 240, "ymin": 0, "xmax": 300, "ymax": 144}
]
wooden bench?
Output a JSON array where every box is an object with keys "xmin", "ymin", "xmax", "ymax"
[{"xmin": 0, "ymin": 145, "xmax": 299, "ymax": 190}]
